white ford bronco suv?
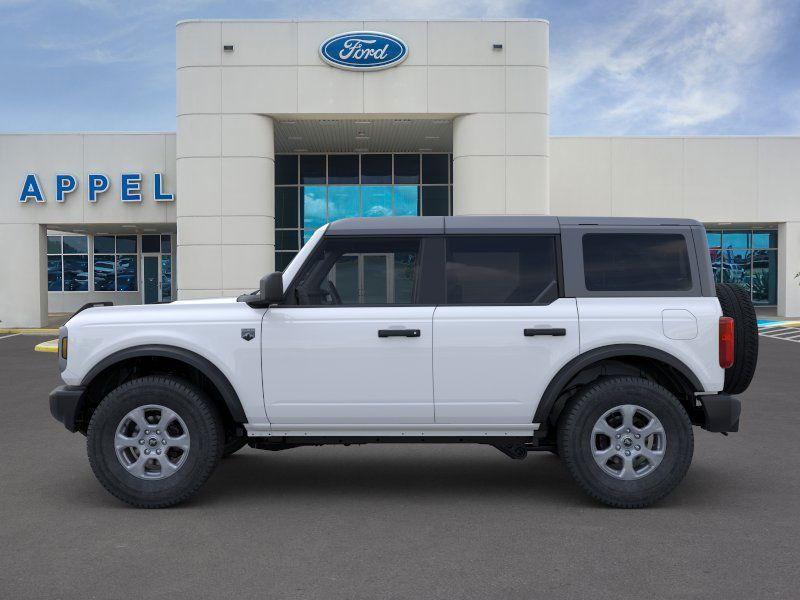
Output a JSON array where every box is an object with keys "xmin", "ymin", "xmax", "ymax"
[{"xmin": 50, "ymin": 216, "xmax": 758, "ymax": 508}]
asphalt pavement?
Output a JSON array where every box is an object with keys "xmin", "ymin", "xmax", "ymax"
[{"xmin": 0, "ymin": 332, "xmax": 798, "ymax": 599}]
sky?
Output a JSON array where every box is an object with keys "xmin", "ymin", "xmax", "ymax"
[{"xmin": 0, "ymin": 0, "xmax": 798, "ymax": 135}]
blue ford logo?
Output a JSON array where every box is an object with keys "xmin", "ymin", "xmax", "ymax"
[{"xmin": 319, "ymin": 31, "xmax": 408, "ymax": 71}]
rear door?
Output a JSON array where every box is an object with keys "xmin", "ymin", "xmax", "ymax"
[{"xmin": 433, "ymin": 235, "xmax": 579, "ymax": 424}]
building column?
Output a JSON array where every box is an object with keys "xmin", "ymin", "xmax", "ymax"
[
  {"xmin": 177, "ymin": 114, "xmax": 275, "ymax": 299},
  {"xmin": 0, "ymin": 224, "xmax": 46, "ymax": 327},
  {"xmin": 777, "ymin": 221, "xmax": 800, "ymax": 318},
  {"xmin": 452, "ymin": 113, "xmax": 549, "ymax": 216}
]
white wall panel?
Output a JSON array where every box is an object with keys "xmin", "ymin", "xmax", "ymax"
[
  {"xmin": 364, "ymin": 66, "xmax": 428, "ymax": 114},
  {"xmin": 610, "ymin": 138, "xmax": 683, "ymax": 217},
  {"xmin": 176, "ymin": 67, "xmax": 221, "ymax": 115},
  {"xmin": 221, "ymin": 66, "xmax": 298, "ymax": 114},
  {"xmin": 221, "ymin": 21, "xmax": 298, "ymax": 66},
  {"xmin": 506, "ymin": 113, "xmax": 548, "ymax": 156},
  {"xmin": 427, "ymin": 21, "xmax": 505, "ymax": 66},
  {"xmin": 758, "ymin": 138, "xmax": 800, "ymax": 222},
  {"xmin": 506, "ymin": 156, "xmax": 548, "ymax": 214},
  {"xmin": 177, "ymin": 114, "xmax": 221, "ymax": 158},
  {"xmin": 506, "ymin": 66, "xmax": 548, "ymax": 114},
  {"xmin": 175, "ymin": 158, "xmax": 221, "ymax": 217},
  {"xmin": 176, "ymin": 21, "xmax": 220, "ymax": 68},
  {"xmin": 428, "ymin": 67, "xmax": 505, "ymax": 113},
  {"xmin": 177, "ymin": 216, "xmax": 221, "ymax": 246},
  {"xmin": 684, "ymin": 138, "xmax": 758, "ymax": 222},
  {"xmin": 297, "ymin": 67, "xmax": 364, "ymax": 113},
  {"xmin": 550, "ymin": 137, "xmax": 612, "ymax": 216},
  {"xmin": 505, "ymin": 20, "xmax": 549, "ymax": 66},
  {"xmin": 221, "ymin": 114, "xmax": 274, "ymax": 158}
]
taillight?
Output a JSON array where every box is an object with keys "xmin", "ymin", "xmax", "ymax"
[{"xmin": 719, "ymin": 317, "xmax": 734, "ymax": 368}]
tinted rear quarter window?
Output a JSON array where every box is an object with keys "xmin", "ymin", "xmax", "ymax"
[
  {"xmin": 446, "ymin": 236, "xmax": 559, "ymax": 304},
  {"xmin": 583, "ymin": 233, "xmax": 692, "ymax": 292}
]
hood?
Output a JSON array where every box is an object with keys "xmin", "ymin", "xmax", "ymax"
[{"xmin": 65, "ymin": 296, "xmax": 247, "ymax": 328}]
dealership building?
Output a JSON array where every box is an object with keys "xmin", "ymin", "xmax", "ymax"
[{"xmin": 1, "ymin": 18, "xmax": 799, "ymax": 327}]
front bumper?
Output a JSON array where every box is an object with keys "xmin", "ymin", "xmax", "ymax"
[
  {"xmin": 698, "ymin": 393, "xmax": 741, "ymax": 433},
  {"xmin": 49, "ymin": 385, "xmax": 87, "ymax": 433}
]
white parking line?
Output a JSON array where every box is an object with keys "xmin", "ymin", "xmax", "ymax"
[
  {"xmin": 759, "ymin": 327, "xmax": 795, "ymax": 334},
  {"xmin": 0, "ymin": 333, "xmax": 21, "ymax": 341}
]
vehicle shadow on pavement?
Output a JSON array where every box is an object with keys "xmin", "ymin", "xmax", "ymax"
[{"xmin": 190, "ymin": 447, "xmax": 737, "ymax": 509}]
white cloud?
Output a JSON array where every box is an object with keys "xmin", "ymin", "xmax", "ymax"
[
  {"xmin": 551, "ymin": 0, "xmax": 791, "ymax": 133},
  {"xmin": 278, "ymin": 0, "xmax": 528, "ymax": 19}
]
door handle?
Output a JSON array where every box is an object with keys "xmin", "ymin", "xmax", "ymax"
[
  {"xmin": 378, "ymin": 329, "xmax": 421, "ymax": 338},
  {"xmin": 524, "ymin": 328, "xmax": 566, "ymax": 337}
]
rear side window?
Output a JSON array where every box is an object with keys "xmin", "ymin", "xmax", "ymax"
[
  {"xmin": 583, "ymin": 233, "xmax": 692, "ymax": 292},
  {"xmin": 445, "ymin": 236, "xmax": 559, "ymax": 304}
]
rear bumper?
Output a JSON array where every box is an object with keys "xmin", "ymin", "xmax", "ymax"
[
  {"xmin": 698, "ymin": 393, "xmax": 741, "ymax": 433},
  {"xmin": 49, "ymin": 385, "xmax": 87, "ymax": 433}
]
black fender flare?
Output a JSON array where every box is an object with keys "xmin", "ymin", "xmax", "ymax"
[
  {"xmin": 81, "ymin": 344, "xmax": 247, "ymax": 423},
  {"xmin": 533, "ymin": 344, "xmax": 703, "ymax": 427}
]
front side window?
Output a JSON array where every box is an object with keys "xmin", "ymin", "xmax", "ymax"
[
  {"xmin": 583, "ymin": 233, "xmax": 692, "ymax": 292},
  {"xmin": 445, "ymin": 236, "xmax": 559, "ymax": 304},
  {"xmin": 294, "ymin": 238, "xmax": 421, "ymax": 305}
]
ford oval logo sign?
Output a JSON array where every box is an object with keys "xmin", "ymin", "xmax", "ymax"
[{"xmin": 320, "ymin": 31, "xmax": 408, "ymax": 71}]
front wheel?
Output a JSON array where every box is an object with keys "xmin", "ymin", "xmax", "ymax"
[
  {"xmin": 87, "ymin": 375, "xmax": 224, "ymax": 508},
  {"xmin": 557, "ymin": 377, "xmax": 694, "ymax": 508}
]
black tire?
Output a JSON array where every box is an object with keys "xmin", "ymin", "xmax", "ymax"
[
  {"xmin": 557, "ymin": 377, "xmax": 694, "ymax": 508},
  {"xmin": 222, "ymin": 435, "xmax": 248, "ymax": 458},
  {"xmin": 716, "ymin": 283, "xmax": 758, "ymax": 394},
  {"xmin": 87, "ymin": 375, "xmax": 224, "ymax": 508}
]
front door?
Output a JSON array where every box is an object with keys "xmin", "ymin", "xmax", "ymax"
[
  {"xmin": 433, "ymin": 235, "xmax": 580, "ymax": 424},
  {"xmin": 261, "ymin": 235, "xmax": 435, "ymax": 424}
]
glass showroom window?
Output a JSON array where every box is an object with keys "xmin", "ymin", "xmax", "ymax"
[
  {"xmin": 274, "ymin": 153, "xmax": 453, "ymax": 271},
  {"xmin": 47, "ymin": 235, "xmax": 89, "ymax": 292},
  {"xmin": 707, "ymin": 229, "xmax": 777, "ymax": 305},
  {"xmin": 93, "ymin": 235, "xmax": 138, "ymax": 292}
]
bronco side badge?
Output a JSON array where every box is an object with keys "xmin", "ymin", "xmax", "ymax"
[{"xmin": 241, "ymin": 328, "xmax": 255, "ymax": 341}]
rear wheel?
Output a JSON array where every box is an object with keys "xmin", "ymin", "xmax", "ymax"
[
  {"xmin": 87, "ymin": 375, "xmax": 223, "ymax": 508},
  {"xmin": 557, "ymin": 376, "xmax": 693, "ymax": 508}
]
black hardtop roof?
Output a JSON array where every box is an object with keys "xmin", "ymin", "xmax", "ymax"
[{"xmin": 325, "ymin": 215, "xmax": 702, "ymax": 236}]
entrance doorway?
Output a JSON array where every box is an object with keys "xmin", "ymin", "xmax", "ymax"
[{"xmin": 141, "ymin": 234, "xmax": 173, "ymax": 304}]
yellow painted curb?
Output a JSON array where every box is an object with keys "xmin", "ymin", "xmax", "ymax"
[
  {"xmin": 0, "ymin": 328, "xmax": 59, "ymax": 335},
  {"xmin": 34, "ymin": 339, "xmax": 59, "ymax": 353}
]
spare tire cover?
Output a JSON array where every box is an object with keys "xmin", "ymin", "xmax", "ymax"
[{"xmin": 716, "ymin": 283, "xmax": 758, "ymax": 394}]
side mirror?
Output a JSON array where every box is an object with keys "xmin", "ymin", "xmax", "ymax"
[{"xmin": 259, "ymin": 272, "xmax": 284, "ymax": 305}]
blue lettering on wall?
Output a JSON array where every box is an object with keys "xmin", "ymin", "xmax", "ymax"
[
  {"xmin": 18, "ymin": 173, "xmax": 174, "ymax": 204},
  {"xmin": 319, "ymin": 31, "xmax": 408, "ymax": 71},
  {"xmin": 153, "ymin": 173, "xmax": 174, "ymax": 202},
  {"xmin": 55, "ymin": 174, "xmax": 77, "ymax": 202},
  {"xmin": 19, "ymin": 174, "xmax": 45, "ymax": 203},
  {"xmin": 87, "ymin": 173, "xmax": 110, "ymax": 203},
  {"xmin": 121, "ymin": 173, "xmax": 142, "ymax": 202}
]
